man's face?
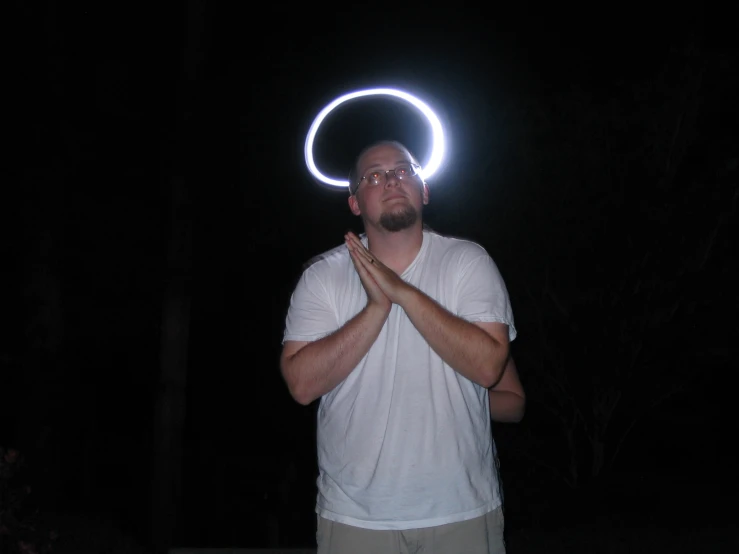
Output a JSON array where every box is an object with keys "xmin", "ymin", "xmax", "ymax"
[{"xmin": 348, "ymin": 144, "xmax": 429, "ymax": 232}]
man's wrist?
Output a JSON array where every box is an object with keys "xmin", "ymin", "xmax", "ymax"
[
  {"xmin": 365, "ymin": 299, "xmax": 391, "ymax": 319},
  {"xmin": 394, "ymin": 282, "xmax": 420, "ymax": 309}
]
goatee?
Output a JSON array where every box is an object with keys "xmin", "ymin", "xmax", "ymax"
[{"xmin": 379, "ymin": 205, "xmax": 418, "ymax": 232}]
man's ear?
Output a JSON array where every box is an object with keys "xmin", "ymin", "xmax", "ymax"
[{"xmin": 348, "ymin": 194, "xmax": 361, "ymax": 215}]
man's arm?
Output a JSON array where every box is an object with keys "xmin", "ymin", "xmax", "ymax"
[
  {"xmin": 488, "ymin": 356, "xmax": 526, "ymax": 422},
  {"xmin": 397, "ymin": 287, "xmax": 509, "ymax": 389},
  {"xmin": 280, "ymin": 302, "xmax": 388, "ymax": 405},
  {"xmin": 282, "ymin": 242, "xmax": 393, "ymax": 406},
  {"xmin": 343, "ymin": 232, "xmax": 511, "ymax": 389}
]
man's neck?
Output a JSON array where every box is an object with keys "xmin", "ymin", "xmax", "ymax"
[{"xmin": 365, "ymin": 223, "xmax": 424, "ymax": 275}]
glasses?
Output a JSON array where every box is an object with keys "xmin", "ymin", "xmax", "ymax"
[{"xmin": 352, "ymin": 163, "xmax": 421, "ymax": 194}]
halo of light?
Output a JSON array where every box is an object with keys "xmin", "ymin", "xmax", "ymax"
[{"xmin": 304, "ymin": 87, "xmax": 446, "ymax": 189}]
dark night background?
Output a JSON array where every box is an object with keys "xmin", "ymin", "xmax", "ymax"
[{"xmin": 2, "ymin": 3, "xmax": 737, "ymax": 553}]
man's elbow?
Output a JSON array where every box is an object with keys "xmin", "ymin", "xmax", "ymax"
[
  {"xmin": 480, "ymin": 373, "xmax": 500, "ymax": 390},
  {"xmin": 284, "ymin": 377, "xmax": 312, "ymax": 406},
  {"xmin": 481, "ymin": 358, "xmax": 508, "ymax": 389},
  {"xmin": 290, "ymin": 388, "xmax": 315, "ymax": 406},
  {"xmin": 281, "ymin": 363, "xmax": 315, "ymax": 406}
]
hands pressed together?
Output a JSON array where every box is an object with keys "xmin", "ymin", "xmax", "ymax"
[{"xmin": 344, "ymin": 231, "xmax": 411, "ymax": 312}]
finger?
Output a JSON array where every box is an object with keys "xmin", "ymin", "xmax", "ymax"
[
  {"xmin": 348, "ymin": 244, "xmax": 371, "ymax": 272},
  {"xmin": 350, "ymin": 246, "xmax": 382, "ymax": 281},
  {"xmin": 346, "ymin": 232, "xmax": 364, "ymax": 248},
  {"xmin": 353, "ymin": 241, "xmax": 376, "ymax": 264},
  {"xmin": 348, "ymin": 247, "xmax": 384, "ymax": 292},
  {"xmin": 345, "ymin": 239, "xmax": 363, "ymax": 262},
  {"xmin": 352, "ymin": 247, "xmax": 375, "ymax": 270},
  {"xmin": 345, "ymin": 235, "xmax": 366, "ymax": 255},
  {"xmin": 358, "ymin": 246, "xmax": 379, "ymax": 267},
  {"xmin": 346, "ymin": 236, "xmax": 373, "ymax": 263},
  {"xmin": 344, "ymin": 232, "xmax": 361, "ymax": 247},
  {"xmin": 345, "ymin": 236, "xmax": 383, "ymax": 272}
]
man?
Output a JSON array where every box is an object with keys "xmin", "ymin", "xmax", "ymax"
[{"xmin": 280, "ymin": 140, "xmax": 522, "ymax": 553}]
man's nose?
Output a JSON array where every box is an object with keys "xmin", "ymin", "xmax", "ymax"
[{"xmin": 384, "ymin": 171, "xmax": 401, "ymax": 186}]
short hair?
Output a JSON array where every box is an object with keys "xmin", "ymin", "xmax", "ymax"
[{"xmin": 348, "ymin": 140, "xmax": 422, "ymax": 196}]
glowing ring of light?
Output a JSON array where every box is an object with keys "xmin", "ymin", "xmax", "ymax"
[{"xmin": 304, "ymin": 87, "xmax": 445, "ymax": 189}]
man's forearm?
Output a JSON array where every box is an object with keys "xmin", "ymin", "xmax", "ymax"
[
  {"xmin": 489, "ymin": 390, "xmax": 526, "ymax": 422},
  {"xmin": 398, "ymin": 287, "xmax": 508, "ymax": 388},
  {"xmin": 281, "ymin": 303, "xmax": 388, "ymax": 405}
]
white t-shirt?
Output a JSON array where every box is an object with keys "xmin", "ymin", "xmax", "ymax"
[{"xmin": 283, "ymin": 230, "xmax": 516, "ymax": 530}]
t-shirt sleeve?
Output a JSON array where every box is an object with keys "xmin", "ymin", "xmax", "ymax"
[
  {"xmin": 456, "ymin": 252, "xmax": 517, "ymax": 342},
  {"xmin": 282, "ymin": 266, "xmax": 338, "ymax": 344}
]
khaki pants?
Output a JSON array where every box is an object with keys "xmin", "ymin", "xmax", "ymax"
[{"xmin": 316, "ymin": 506, "xmax": 506, "ymax": 554}]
